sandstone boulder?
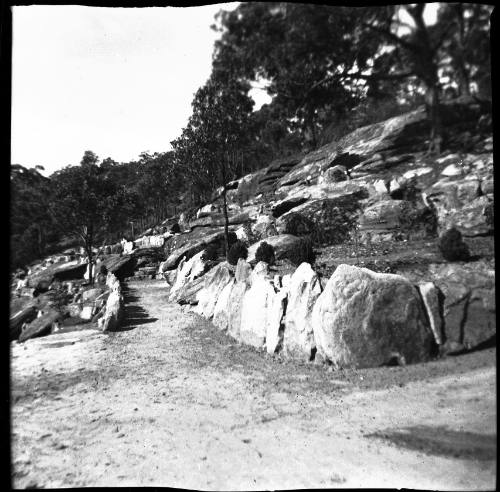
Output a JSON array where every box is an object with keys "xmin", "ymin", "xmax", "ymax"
[
  {"xmin": 247, "ymin": 234, "xmax": 309, "ymax": 266},
  {"xmin": 312, "ymin": 264, "xmax": 433, "ymax": 369},
  {"xmin": 19, "ymin": 309, "xmax": 62, "ymax": 343},
  {"xmin": 168, "ymin": 250, "xmax": 208, "ymax": 301},
  {"xmin": 239, "ymin": 262, "xmax": 277, "ymax": 348},
  {"xmin": 283, "ymin": 263, "xmax": 322, "ymax": 360},
  {"xmin": 194, "ymin": 262, "xmax": 234, "ymax": 319},
  {"xmin": 212, "ymin": 279, "xmax": 236, "ymax": 331},
  {"xmin": 226, "ymin": 259, "xmax": 252, "ymax": 340},
  {"xmin": 10, "ymin": 303, "xmax": 38, "ymax": 341}
]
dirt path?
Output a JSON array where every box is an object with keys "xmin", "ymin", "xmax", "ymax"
[{"xmin": 11, "ymin": 280, "xmax": 496, "ymax": 490}]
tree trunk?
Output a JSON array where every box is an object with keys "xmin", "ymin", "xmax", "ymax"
[
  {"xmin": 425, "ymin": 83, "xmax": 442, "ymax": 155},
  {"xmin": 221, "ymin": 156, "xmax": 230, "ymax": 258}
]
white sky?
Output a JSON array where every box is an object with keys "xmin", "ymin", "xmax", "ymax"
[
  {"xmin": 11, "ymin": 4, "xmax": 438, "ymax": 176},
  {"xmin": 11, "ymin": 4, "xmax": 271, "ymax": 175}
]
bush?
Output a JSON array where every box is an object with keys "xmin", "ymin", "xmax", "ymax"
[
  {"xmin": 282, "ymin": 213, "xmax": 315, "ymax": 236},
  {"xmin": 227, "ymin": 240, "xmax": 248, "ymax": 266},
  {"xmin": 438, "ymin": 227, "xmax": 470, "ymax": 261},
  {"xmin": 201, "ymin": 243, "xmax": 218, "ymax": 262},
  {"xmin": 255, "ymin": 241, "xmax": 276, "ymax": 265},
  {"xmin": 287, "ymin": 236, "xmax": 316, "ymax": 266},
  {"xmin": 170, "ymin": 223, "xmax": 181, "ymax": 234}
]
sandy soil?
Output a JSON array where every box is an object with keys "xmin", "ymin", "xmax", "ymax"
[{"xmin": 11, "ymin": 279, "xmax": 496, "ymax": 490}]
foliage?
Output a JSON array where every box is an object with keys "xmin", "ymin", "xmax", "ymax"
[
  {"xmin": 280, "ymin": 213, "xmax": 315, "ymax": 237},
  {"xmin": 438, "ymin": 227, "xmax": 470, "ymax": 262},
  {"xmin": 399, "ymin": 202, "xmax": 438, "ymax": 239},
  {"xmin": 10, "ymin": 165, "xmax": 58, "ymax": 270},
  {"xmin": 255, "ymin": 241, "xmax": 276, "ymax": 265},
  {"xmin": 170, "ymin": 223, "xmax": 181, "ymax": 234},
  {"xmin": 227, "ymin": 240, "xmax": 248, "ymax": 266},
  {"xmin": 49, "ymin": 152, "xmax": 135, "ymax": 282},
  {"xmin": 201, "ymin": 243, "xmax": 219, "ymax": 262},
  {"xmin": 212, "ymin": 3, "xmax": 493, "ymax": 154},
  {"xmin": 287, "ymin": 236, "xmax": 316, "ymax": 266}
]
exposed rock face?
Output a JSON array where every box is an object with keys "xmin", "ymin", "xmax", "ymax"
[
  {"xmin": 247, "ymin": 234, "xmax": 307, "ymax": 265},
  {"xmin": 276, "ymin": 193, "xmax": 365, "ymax": 242},
  {"xmin": 195, "ymin": 262, "xmax": 234, "ymax": 319},
  {"xmin": 10, "ymin": 304, "xmax": 38, "ymax": 341},
  {"xmin": 283, "ymin": 263, "xmax": 322, "ymax": 360},
  {"xmin": 312, "ymin": 264, "xmax": 433, "ymax": 369},
  {"xmin": 359, "ymin": 199, "xmax": 436, "ymax": 242},
  {"xmin": 258, "ymin": 154, "xmax": 304, "ymax": 194},
  {"xmin": 239, "ymin": 262, "xmax": 277, "ymax": 348},
  {"xmin": 168, "ymin": 251, "xmax": 208, "ymax": 301},
  {"xmin": 431, "ymin": 262, "xmax": 495, "ymax": 352},
  {"xmin": 425, "ymin": 176, "xmax": 493, "ymax": 236},
  {"xmin": 163, "ymin": 228, "xmax": 227, "ymax": 270},
  {"xmin": 19, "ymin": 309, "xmax": 62, "ymax": 343}
]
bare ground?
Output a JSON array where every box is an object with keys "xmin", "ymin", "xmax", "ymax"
[{"xmin": 11, "ymin": 279, "xmax": 496, "ymax": 490}]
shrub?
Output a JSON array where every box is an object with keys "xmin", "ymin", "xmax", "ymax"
[
  {"xmin": 201, "ymin": 243, "xmax": 218, "ymax": 262},
  {"xmin": 227, "ymin": 240, "xmax": 248, "ymax": 266},
  {"xmin": 255, "ymin": 241, "xmax": 276, "ymax": 265},
  {"xmin": 287, "ymin": 236, "xmax": 316, "ymax": 266},
  {"xmin": 282, "ymin": 213, "xmax": 315, "ymax": 236},
  {"xmin": 99, "ymin": 264, "xmax": 108, "ymax": 275},
  {"xmin": 438, "ymin": 227, "xmax": 470, "ymax": 261},
  {"xmin": 170, "ymin": 223, "xmax": 181, "ymax": 234}
]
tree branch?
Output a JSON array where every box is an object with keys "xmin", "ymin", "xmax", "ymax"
[{"xmin": 362, "ymin": 22, "xmax": 419, "ymax": 54}]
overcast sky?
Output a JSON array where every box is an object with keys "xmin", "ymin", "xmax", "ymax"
[{"xmin": 11, "ymin": 4, "xmax": 271, "ymax": 175}]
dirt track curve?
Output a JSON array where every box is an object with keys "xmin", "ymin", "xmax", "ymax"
[{"xmin": 11, "ymin": 279, "xmax": 496, "ymax": 489}]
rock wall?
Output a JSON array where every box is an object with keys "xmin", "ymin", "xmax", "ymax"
[{"xmin": 180, "ymin": 260, "xmax": 458, "ymax": 369}]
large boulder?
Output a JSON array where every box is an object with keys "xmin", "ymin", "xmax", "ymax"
[
  {"xmin": 19, "ymin": 309, "xmax": 62, "ymax": 343},
  {"xmin": 10, "ymin": 303, "xmax": 38, "ymax": 341},
  {"xmin": 163, "ymin": 228, "xmax": 232, "ymax": 271},
  {"xmin": 212, "ymin": 279, "xmax": 236, "ymax": 332},
  {"xmin": 168, "ymin": 250, "xmax": 209, "ymax": 301},
  {"xmin": 282, "ymin": 263, "xmax": 322, "ymax": 360},
  {"xmin": 194, "ymin": 262, "xmax": 234, "ymax": 319},
  {"xmin": 239, "ymin": 262, "xmax": 278, "ymax": 348},
  {"xmin": 312, "ymin": 264, "xmax": 434, "ymax": 369},
  {"xmin": 226, "ymin": 259, "xmax": 252, "ymax": 340},
  {"xmin": 247, "ymin": 234, "xmax": 310, "ymax": 266}
]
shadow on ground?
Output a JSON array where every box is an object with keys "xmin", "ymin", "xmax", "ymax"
[
  {"xmin": 366, "ymin": 425, "xmax": 497, "ymax": 461},
  {"xmin": 118, "ymin": 285, "xmax": 158, "ymax": 330}
]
